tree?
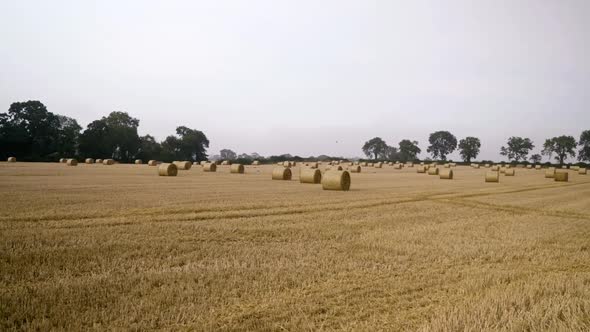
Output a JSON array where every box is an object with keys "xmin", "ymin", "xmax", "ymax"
[
  {"xmin": 500, "ymin": 137, "xmax": 534, "ymax": 162},
  {"xmin": 175, "ymin": 126, "xmax": 209, "ymax": 161},
  {"xmin": 220, "ymin": 149, "xmax": 237, "ymax": 160},
  {"xmin": 362, "ymin": 137, "xmax": 388, "ymax": 160},
  {"xmin": 398, "ymin": 140, "xmax": 421, "ymax": 162},
  {"xmin": 384, "ymin": 146, "xmax": 399, "ymax": 161},
  {"xmin": 578, "ymin": 130, "xmax": 590, "ymax": 162},
  {"xmin": 79, "ymin": 119, "xmax": 111, "ymax": 158},
  {"xmin": 55, "ymin": 115, "xmax": 82, "ymax": 158},
  {"xmin": 79, "ymin": 112, "xmax": 140, "ymax": 161},
  {"xmin": 458, "ymin": 137, "xmax": 481, "ymax": 162},
  {"xmin": 427, "ymin": 131, "xmax": 457, "ymax": 161},
  {"xmin": 136, "ymin": 135, "xmax": 162, "ymax": 161},
  {"xmin": 529, "ymin": 154, "xmax": 542, "ymax": 164},
  {"xmin": 542, "ymin": 135, "xmax": 576, "ymax": 165},
  {"xmin": 160, "ymin": 136, "xmax": 182, "ymax": 161}
]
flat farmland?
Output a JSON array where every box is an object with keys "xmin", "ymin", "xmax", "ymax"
[{"xmin": 1, "ymin": 162, "xmax": 589, "ymax": 331}]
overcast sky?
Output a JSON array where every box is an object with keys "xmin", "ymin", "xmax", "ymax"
[{"xmin": 1, "ymin": 1, "xmax": 589, "ymax": 161}]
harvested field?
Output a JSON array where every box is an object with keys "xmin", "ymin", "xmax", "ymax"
[{"xmin": 1, "ymin": 162, "xmax": 590, "ymax": 331}]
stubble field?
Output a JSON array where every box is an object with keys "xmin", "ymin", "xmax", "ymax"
[{"xmin": 1, "ymin": 162, "xmax": 589, "ymax": 331}]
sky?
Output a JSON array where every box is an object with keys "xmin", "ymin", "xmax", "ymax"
[{"xmin": 1, "ymin": 0, "xmax": 589, "ymax": 161}]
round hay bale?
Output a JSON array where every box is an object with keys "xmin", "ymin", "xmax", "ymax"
[
  {"xmin": 272, "ymin": 167, "xmax": 291, "ymax": 180},
  {"xmin": 158, "ymin": 163, "xmax": 177, "ymax": 176},
  {"xmin": 200, "ymin": 161, "xmax": 208, "ymax": 166},
  {"xmin": 526, "ymin": 165, "xmax": 532, "ymax": 169},
  {"xmin": 439, "ymin": 168, "xmax": 453, "ymax": 179},
  {"xmin": 360, "ymin": 162, "xmax": 368, "ymax": 167},
  {"xmin": 221, "ymin": 160, "xmax": 231, "ymax": 165},
  {"xmin": 326, "ymin": 165, "xmax": 343, "ymax": 171},
  {"xmin": 230, "ymin": 164, "xmax": 245, "ymax": 174},
  {"xmin": 66, "ymin": 159, "xmax": 78, "ymax": 166},
  {"xmin": 292, "ymin": 161, "xmax": 297, "ymax": 166},
  {"xmin": 283, "ymin": 161, "xmax": 292, "ymax": 167},
  {"xmin": 491, "ymin": 165, "xmax": 500, "ymax": 171},
  {"xmin": 562, "ymin": 165, "xmax": 568, "ymax": 169},
  {"xmin": 428, "ymin": 167, "xmax": 439, "ymax": 175},
  {"xmin": 554, "ymin": 171, "xmax": 568, "ymax": 182},
  {"xmin": 571, "ymin": 166, "xmax": 580, "ymax": 171},
  {"xmin": 321, "ymin": 170, "xmax": 351, "ymax": 191},
  {"xmin": 516, "ymin": 164, "xmax": 525, "ymax": 168},
  {"xmin": 148, "ymin": 160, "xmax": 158, "ymax": 166},
  {"xmin": 300, "ymin": 168, "xmax": 321, "ymax": 184},
  {"xmin": 484, "ymin": 164, "xmax": 490, "ymax": 168},
  {"xmin": 59, "ymin": 158, "xmax": 66, "ymax": 163},
  {"xmin": 443, "ymin": 163, "xmax": 450, "ymax": 168},
  {"xmin": 203, "ymin": 163, "xmax": 217, "ymax": 172},
  {"xmin": 348, "ymin": 165, "xmax": 361, "ymax": 173},
  {"xmin": 535, "ymin": 165, "xmax": 542, "ymax": 170},
  {"xmin": 95, "ymin": 159, "xmax": 103, "ymax": 164},
  {"xmin": 375, "ymin": 162, "xmax": 383, "ymax": 168},
  {"xmin": 406, "ymin": 163, "xmax": 414, "ymax": 167},
  {"xmin": 252, "ymin": 160, "xmax": 260, "ymax": 165},
  {"xmin": 578, "ymin": 168, "xmax": 587, "ymax": 175},
  {"xmin": 545, "ymin": 168, "xmax": 556, "ymax": 178},
  {"xmin": 393, "ymin": 164, "xmax": 402, "ymax": 170},
  {"xmin": 450, "ymin": 163, "xmax": 457, "ymax": 167},
  {"xmin": 103, "ymin": 159, "xmax": 114, "ymax": 165},
  {"xmin": 420, "ymin": 162, "xmax": 425, "ymax": 165},
  {"xmin": 505, "ymin": 168, "xmax": 515, "ymax": 176},
  {"xmin": 500, "ymin": 167, "xmax": 506, "ymax": 174},
  {"xmin": 7, "ymin": 157, "xmax": 16, "ymax": 162},
  {"xmin": 417, "ymin": 166, "xmax": 427, "ymax": 173},
  {"xmin": 135, "ymin": 159, "xmax": 142, "ymax": 165},
  {"xmin": 173, "ymin": 161, "xmax": 191, "ymax": 170},
  {"xmin": 368, "ymin": 163, "xmax": 374, "ymax": 167},
  {"xmin": 85, "ymin": 158, "xmax": 94, "ymax": 164},
  {"xmin": 308, "ymin": 162, "xmax": 319, "ymax": 169},
  {"xmin": 473, "ymin": 164, "xmax": 480, "ymax": 169},
  {"xmin": 485, "ymin": 171, "xmax": 499, "ymax": 183}
]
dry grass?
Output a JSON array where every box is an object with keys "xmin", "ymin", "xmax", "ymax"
[{"xmin": 1, "ymin": 163, "xmax": 589, "ymax": 331}]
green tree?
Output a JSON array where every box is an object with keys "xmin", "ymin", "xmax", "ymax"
[
  {"xmin": 55, "ymin": 115, "xmax": 82, "ymax": 158},
  {"xmin": 79, "ymin": 112, "xmax": 140, "ymax": 161},
  {"xmin": 79, "ymin": 119, "xmax": 111, "ymax": 159},
  {"xmin": 458, "ymin": 137, "xmax": 481, "ymax": 162},
  {"xmin": 384, "ymin": 145, "xmax": 399, "ymax": 160},
  {"xmin": 160, "ymin": 136, "xmax": 181, "ymax": 161},
  {"xmin": 136, "ymin": 135, "xmax": 162, "ymax": 161},
  {"xmin": 362, "ymin": 137, "xmax": 388, "ymax": 160},
  {"xmin": 529, "ymin": 154, "xmax": 542, "ymax": 164},
  {"xmin": 500, "ymin": 137, "xmax": 534, "ymax": 162},
  {"xmin": 175, "ymin": 126, "xmax": 209, "ymax": 161},
  {"xmin": 398, "ymin": 140, "xmax": 421, "ymax": 162},
  {"xmin": 427, "ymin": 131, "xmax": 457, "ymax": 161},
  {"xmin": 220, "ymin": 149, "xmax": 237, "ymax": 160},
  {"xmin": 542, "ymin": 135, "xmax": 577, "ymax": 165},
  {"xmin": 578, "ymin": 130, "xmax": 590, "ymax": 162}
]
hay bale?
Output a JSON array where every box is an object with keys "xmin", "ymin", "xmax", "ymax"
[
  {"xmin": 368, "ymin": 163, "xmax": 374, "ymax": 167},
  {"xmin": 230, "ymin": 164, "xmax": 245, "ymax": 174},
  {"xmin": 420, "ymin": 162, "xmax": 425, "ymax": 165},
  {"xmin": 545, "ymin": 167, "xmax": 556, "ymax": 178},
  {"xmin": 393, "ymin": 164, "xmax": 402, "ymax": 170},
  {"xmin": 554, "ymin": 171, "xmax": 568, "ymax": 182},
  {"xmin": 326, "ymin": 165, "xmax": 343, "ymax": 171},
  {"xmin": 428, "ymin": 167, "xmax": 439, "ymax": 175},
  {"xmin": 103, "ymin": 159, "xmax": 114, "ymax": 165},
  {"xmin": 95, "ymin": 159, "xmax": 103, "ymax": 164},
  {"xmin": 571, "ymin": 166, "xmax": 580, "ymax": 171},
  {"xmin": 283, "ymin": 161, "xmax": 292, "ymax": 167},
  {"xmin": 252, "ymin": 160, "xmax": 260, "ymax": 165},
  {"xmin": 300, "ymin": 168, "xmax": 321, "ymax": 184},
  {"xmin": 505, "ymin": 168, "xmax": 515, "ymax": 176},
  {"xmin": 221, "ymin": 160, "xmax": 231, "ymax": 165},
  {"xmin": 439, "ymin": 168, "xmax": 453, "ymax": 179},
  {"xmin": 417, "ymin": 166, "xmax": 427, "ymax": 173},
  {"xmin": 173, "ymin": 161, "xmax": 192, "ymax": 170},
  {"xmin": 85, "ymin": 158, "xmax": 94, "ymax": 164},
  {"xmin": 308, "ymin": 162, "xmax": 319, "ymax": 169},
  {"xmin": 348, "ymin": 165, "xmax": 361, "ymax": 173},
  {"xmin": 484, "ymin": 164, "xmax": 490, "ymax": 168},
  {"xmin": 526, "ymin": 165, "xmax": 532, "ymax": 169},
  {"xmin": 500, "ymin": 167, "xmax": 506, "ymax": 174},
  {"xmin": 406, "ymin": 163, "xmax": 414, "ymax": 167},
  {"xmin": 203, "ymin": 163, "xmax": 217, "ymax": 172},
  {"xmin": 516, "ymin": 164, "xmax": 525, "ymax": 168},
  {"xmin": 200, "ymin": 161, "xmax": 208, "ymax": 166},
  {"xmin": 473, "ymin": 164, "xmax": 480, "ymax": 169},
  {"xmin": 485, "ymin": 171, "xmax": 499, "ymax": 182},
  {"xmin": 7, "ymin": 157, "xmax": 16, "ymax": 162},
  {"xmin": 148, "ymin": 160, "xmax": 158, "ymax": 166},
  {"xmin": 292, "ymin": 161, "xmax": 297, "ymax": 166},
  {"xmin": 491, "ymin": 165, "xmax": 500, "ymax": 171},
  {"xmin": 579, "ymin": 168, "xmax": 587, "ymax": 175},
  {"xmin": 272, "ymin": 167, "xmax": 291, "ymax": 180},
  {"xmin": 360, "ymin": 162, "xmax": 368, "ymax": 166},
  {"xmin": 450, "ymin": 163, "xmax": 457, "ymax": 167},
  {"xmin": 535, "ymin": 165, "xmax": 542, "ymax": 170},
  {"xmin": 443, "ymin": 163, "xmax": 450, "ymax": 168},
  {"xmin": 135, "ymin": 159, "xmax": 142, "ymax": 165},
  {"xmin": 375, "ymin": 162, "xmax": 383, "ymax": 168},
  {"xmin": 321, "ymin": 170, "xmax": 351, "ymax": 191},
  {"xmin": 66, "ymin": 159, "xmax": 78, "ymax": 166},
  {"xmin": 59, "ymin": 158, "xmax": 66, "ymax": 163},
  {"xmin": 158, "ymin": 163, "xmax": 178, "ymax": 176}
]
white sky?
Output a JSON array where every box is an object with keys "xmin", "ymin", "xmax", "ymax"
[{"xmin": 1, "ymin": 0, "xmax": 589, "ymax": 161}]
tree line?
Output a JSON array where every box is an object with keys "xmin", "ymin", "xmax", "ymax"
[
  {"xmin": 0, "ymin": 101, "xmax": 209, "ymax": 162},
  {"xmin": 362, "ymin": 130, "xmax": 590, "ymax": 165}
]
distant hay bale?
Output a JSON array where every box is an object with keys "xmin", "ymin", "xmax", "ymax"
[
  {"xmin": 526, "ymin": 165, "xmax": 532, "ymax": 169},
  {"xmin": 348, "ymin": 162, "xmax": 354, "ymax": 166},
  {"xmin": 535, "ymin": 165, "xmax": 542, "ymax": 170},
  {"xmin": 516, "ymin": 164, "xmax": 524, "ymax": 168},
  {"xmin": 505, "ymin": 168, "xmax": 515, "ymax": 176},
  {"xmin": 428, "ymin": 167, "xmax": 439, "ymax": 175},
  {"xmin": 292, "ymin": 161, "xmax": 297, "ymax": 166},
  {"xmin": 361, "ymin": 162, "xmax": 368, "ymax": 166},
  {"xmin": 348, "ymin": 165, "xmax": 361, "ymax": 173},
  {"xmin": 203, "ymin": 163, "xmax": 217, "ymax": 172},
  {"xmin": 545, "ymin": 168, "xmax": 556, "ymax": 178},
  {"xmin": 484, "ymin": 164, "xmax": 490, "ymax": 168},
  {"xmin": 439, "ymin": 168, "xmax": 453, "ymax": 179},
  {"xmin": 252, "ymin": 160, "xmax": 260, "ymax": 165},
  {"xmin": 148, "ymin": 160, "xmax": 158, "ymax": 166},
  {"xmin": 95, "ymin": 159, "xmax": 103, "ymax": 164},
  {"xmin": 283, "ymin": 161, "xmax": 292, "ymax": 167},
  {"xmin": 85, "ymin": 158, "xmax": 94, "ymax": 164},
  {"xmin": 450, "ymin": 163, "xmax": 457, "ymax": 167},
  {"xmin": 500, "ymin": 167, "xmax": 506, "ymax": 174},
  {"xmin": 321, "ymin": 170, "xmax": 351, "ymax": 191},
  {"xmin": 326, "ymin": 165, "xmax": 343, "ymax": 171},
  {"xmin": 300, "ymin": 168, "xmax": 322, "ymax": 184},
  {"xmin": 406, "ymin": 162, "xmax": 414, "ymax": 167},
  {"xmin": 473, "ymin": 164, "xmax": 480, "ymax": 169},
  {"xmin": 579, "ymin": 168, "xmax": 587, "ymax": 175},
  {"xmin": 443, "ymin": 163, "xmax": 450, "ymax": 168},
  {"xmin": 173, "ymin": 161, "xmax": 192, "ymax": 170},
  {"xmin": 66, "ymin": 159, "xmax": 78, "ymax": 166},
  {"xmin": 7, "ymin": 157, "xmax": 16, "ymax": 162},
  {"xmin": 417, "ymin": 166, "xmax": 427, "ymax": 173},
  {"xmin": 221, "ymin": 160, "xmax": 231, "ymax": 166},
  {"xmin": 393, "ymin": 164, "xmax": 402, "ymax": 169},
  {"xmin": 424, "ymin": 165, "xmax": 431, "ymax": 170},
  {"xmin": 272, "ymin": 167, "xmax": 291, "ymax": 180},
  {"xmin": 562, "ymin": 165, "xmax": 568, "ymax": 169},
  {"xmin": 491, "ymin": 165, "xmax": 500, "ymax": 171},
  {"xmin": 135, "ymin": 159, "xmax": 142, "ymax": 165},
  {"xmin": 554, "ymin": 171, "xmax": 568, "ymax": 182},
  {"xmin": 59, "ymin": 158, "xmax": 66, "ymax": 163},
  {"xmin": 375, "ymin": 162, "xmax": 383, "ymax": 168},
  {"xmin": 571, "ymin": 166, "xmax": 579, "ymax": 171},
  {"xmin": 420, "ymin": 162, "xmax": 425, "ymax": 165},
  {"xmin": 200, "ymin": 161, "xmax": 208, "ymax": 166},
  {"xmin": 158, "ymin": 163, "xmax": 177, "ymax": 176},
  {"xmin": 230, "ymin": 164, "xmax": 245, "ymax": 174},
  {"xmin": 368, "ymin": 163, "xmax": 374, "ymax": 167},
  {"xmin": 103, "ymin": 159, "xmax": 114, "ymax": 165},
  {"xmin": 485, "ymin": 171, "xmax": 499, "ymax": 183},
  {"xmin": 308, "ymin": 162, "xmax": 319, "ymax": 169}
]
